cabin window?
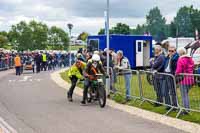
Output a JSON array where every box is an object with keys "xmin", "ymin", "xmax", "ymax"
[
  {"xmin": 87, "ymin": 39, "xmax": 99, "ymax": 52},
  {"xmin": 138, "ymin": 42, "xmax": 142, "ymax": 52}
]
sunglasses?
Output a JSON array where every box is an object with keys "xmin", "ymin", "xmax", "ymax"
[{"xmin": 168, "ymin": 50, "xmax": 175, "ymax": 52}]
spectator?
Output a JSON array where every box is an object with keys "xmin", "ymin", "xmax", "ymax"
[
  {"xmin": 14, "ymin": 53, "xmax": 22, "ymax": 76},
  {"xmin": 35, "ymin": 52, "xmax": 42, "ymax": 73},
  {"xmin": 41, "ymin": 52, "xmax": 47, "ymax": 71},
  {"xmin": 176, "ymin": 47, "xmax": 194, "ymax": 114},
  {"xmin": 150, "ymin": 44, "xmax": 165, "ymax": 106},
  {"xmin": 116, "ymin": 50, "xmax": 132, "ymax": 103},
  {"xmin": 163, "ymin": 44, "xmax": 179, "ymax": 109}
]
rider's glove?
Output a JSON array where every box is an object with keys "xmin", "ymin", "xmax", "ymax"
[{"xmin": 80, "ymin": 78, "xmax": 84, "ymax": 81}]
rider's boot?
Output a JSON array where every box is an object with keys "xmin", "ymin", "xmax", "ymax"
[{"xmin": 67, "ymin": 93, "xmax": 73, "ymax": 102}]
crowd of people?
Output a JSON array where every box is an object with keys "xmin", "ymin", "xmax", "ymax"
[
  {"xmin": 1, "ymin": 44, "xmax": 199, "ymax": 113},
  {"xmin": 0, "ymin": 49, "xmax": 15, "ymax": 70},
  {"xmin": 151, "ymin": 42, "xmax": 196, "ymax": 115},
  {"xmin": 67, "ymin": 48, "xmax": 132, "ymax": 105},
  {"xmin": 0, "ymin": 48, "xmax": 79, "ymax": 74}
]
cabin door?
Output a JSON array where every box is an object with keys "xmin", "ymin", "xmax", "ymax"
[{"xmin": 136, "ymin": 40, "xmax": 144, "ymax": 67}]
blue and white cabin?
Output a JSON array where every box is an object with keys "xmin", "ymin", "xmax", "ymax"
[{"xmin": 87, "ymin": 35, "xmax": 153, "ymax": 69}]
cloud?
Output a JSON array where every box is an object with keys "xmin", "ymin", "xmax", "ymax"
[{"xmin": 0, "ymin": 0, "xmax": 200, "ymax": 35}]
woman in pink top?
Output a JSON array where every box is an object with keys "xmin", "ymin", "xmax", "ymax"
[{"xmin": 176, "ymin": 47, "xmax": 194, "ymax": 111}]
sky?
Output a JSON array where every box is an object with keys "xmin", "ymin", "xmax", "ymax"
[{"xmin": 0, "ymin": 0, "xmax": 200, "ymax": 36}]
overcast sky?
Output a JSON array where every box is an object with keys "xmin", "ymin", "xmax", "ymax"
[{"xmin": 0, "ymin": 0, "xmax": 200, "ymax": 35}]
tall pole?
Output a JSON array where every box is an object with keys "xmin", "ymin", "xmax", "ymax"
[
  {"xmin": 176, "ymin": 27, "xmax": 178, "ymax": 49},
  {"xmin": 69, "ymin": 29, "xmax": 72, "ymax": 67},
  {"xmin": 106, "ymin": 0, "xmax": 110, "ymax": 95},
  {"xmin": 67, "ymin": 23, "xmax": 73, "ymax": 67}
]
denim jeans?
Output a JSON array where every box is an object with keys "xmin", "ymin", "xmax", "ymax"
[
  {"xmin": 16, "ymin": 66, "xmax": 21, "ymax": 75},
  {"xmin": 163, "ymin": 76, "xmax": 178, "ymax": 107},
  {"xmin": 0, "ymin": 61, "xmax": 2, "ymax": 69},
  {"xmin": 180, "ymin": 85, "xmax": 191, "ymax": 109},
  {"xmin": 153, "ymin": 77, "xmax": 164, "ymax": 103},
  {"xmin": 124, "ymin": 74, "xmax": 132, "ymax": 99}
]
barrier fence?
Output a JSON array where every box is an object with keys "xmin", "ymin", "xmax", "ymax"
[
  {"xmin": 0, "ymin": 58, "xmax": 14, "ymax": 71},
  {"xmin": 111, "ymin": 68, "xmax": 200, "ymax": 117}
]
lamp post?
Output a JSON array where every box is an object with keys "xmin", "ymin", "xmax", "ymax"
[
  {"xmin": 176, "ymin": 26, "xmax": 178, "ymax": 49},
  {"xmin": 67, "ymin": 23, "xmax": 73, "ymax": 67},
  {"xmin": 106, "ymin": 0, "xmax": 110, "ymax": 95}
]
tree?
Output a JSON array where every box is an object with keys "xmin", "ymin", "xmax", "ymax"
[
  {"xmin": 8, "ymin": 21, "xmax": 49, "ymax": 51},
  {"xmin": 112, "ymin": 23, "xmax": 130, "ymax": 35},
  {"xmin": 29, "ymin": 20, "xmax": 48, "ymax": 50},
  {"xmin": 173, "ymin": 6, "xmax": 194, "ymax": 37},
  {"xmin": 190, "ymin": 7, "xmax": 200, "ymax": 32},
  {"xmin": 169, "ymin": 22, "xmax": 177, "ymax": 37},
  {"xmin": 0, "ymin": 35, "xmax": 8, "ymax": 48},
  {"xmin": 146, "ymin": 7, "xmax": 167, "ymax": 41},
  {"xmin": 48, "ymin": 26, "xmax": 69, "ymax": 50},
  {"xmin": 77, "ymin": 32, "xmax": 89, "ymax": 42},
  {"xmin": 131, "ymin": 24, "xmax": 147, "ymax": 35},
  {"xmin": 8, "ymin": 21, "xmax": 32, "ymax": 51},
  {"xmin": 98, "ymin": 28, "xmax": 114, "ymax": 35},
  {"xmin": 98, "ymin": 23, "xmax": 130, "ymax": 35}
]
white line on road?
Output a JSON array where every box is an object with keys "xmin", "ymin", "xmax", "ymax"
[{"xmin": 0, "ymin": 117, "xmax": 17, "ymax": 133}]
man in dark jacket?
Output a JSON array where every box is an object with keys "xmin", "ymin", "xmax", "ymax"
[
  {"xmin": 151, "ymin": 44, "xmax": 165, "ymax": 105},
  {"xmin": 34, "ymin": 52, "xmax": 42, "ymax": 73},
  {"xmin": 163, "ymin": 45, "xmax": 179, "ymax": 109}
]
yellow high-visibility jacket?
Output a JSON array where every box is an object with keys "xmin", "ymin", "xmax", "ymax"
[{"xmin": 68, "ymin": 61, "xmax": 86, "ymax": 79}]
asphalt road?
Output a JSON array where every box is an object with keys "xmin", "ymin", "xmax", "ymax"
[{"xmin": 0, "ymin": 70, "xmax": 185, "ymax": 133}]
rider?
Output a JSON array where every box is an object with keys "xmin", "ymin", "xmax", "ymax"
[
  {"xmin": 81, "ymin": 54, "xmax": 107, "ymax": 105},
  {"xmin": 67, "ymin": 59, "xmax": 86, "ymax": 102}
]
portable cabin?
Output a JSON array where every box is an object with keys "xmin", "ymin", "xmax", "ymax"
[{"xmin": 87, "ymin": 35, "xmax": 153, "ymax": 69}]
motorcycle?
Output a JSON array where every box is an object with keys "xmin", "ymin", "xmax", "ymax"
[{"xmin": 87, "ymin": 74, "xmax": 106, "ymax": 108}]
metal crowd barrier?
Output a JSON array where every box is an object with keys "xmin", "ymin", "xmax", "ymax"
[
  {"xmin": 176, "ymin": 73, "xmax": 200, "ymax": 116},
  {"xmin": 0, "ymin": 58, "xmax": 15, "ymax": 71},
  {"xmin": 139, "ymin": 70, "xmax": 180, "ymax": 116},
  {"xmin": 112, "ymin": 69, "xmax": 200, "ymax": 117},
  {"xmin": 114, "ymin": 69, "xmax": 141, "ymax": 101}
]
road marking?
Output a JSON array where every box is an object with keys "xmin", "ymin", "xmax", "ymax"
[
  {"xmin": 0, "ymin": 117, "xmax": 17, "ymax": 133},
  {"xmin": 9, "ymin": 77, "xmax": 42, "ymax": 83},
  {"xmin": 19, "ymin": 76, "xmax": 32, "ymax": 82}
]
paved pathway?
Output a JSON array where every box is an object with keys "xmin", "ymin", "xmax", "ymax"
[{"xmin": 0, "ymin": 70, "xmax": 184, "ymax": 133}]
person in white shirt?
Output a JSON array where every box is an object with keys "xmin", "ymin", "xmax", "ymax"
[{"xmin": 116, "ymin": 50, "xmax": 132, "ymax": 102}]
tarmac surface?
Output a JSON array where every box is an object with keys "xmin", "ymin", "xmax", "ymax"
[{"xmin": 0, "ymin": 70, "xmax": 185, "ymax": 133}]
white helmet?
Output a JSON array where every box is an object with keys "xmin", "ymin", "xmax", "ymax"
[{"xmin": 92, "ymin": 54, "xmax": 100, "ymax": 62}]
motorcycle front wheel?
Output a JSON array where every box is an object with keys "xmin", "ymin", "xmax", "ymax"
[{"xmin": 98, "ymin": 86, "xmax": 106, "ymax": 108}]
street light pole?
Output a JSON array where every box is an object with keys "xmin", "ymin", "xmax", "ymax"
[
  {"xmin": 176, "ymin": 27, "xmax": 178, "ymax": 49},
  {"xmin": 67, "ymin": 23, "xmax": 73, "ymax": 67},
  {"xmin": 106, "ymin": 0, "xmax": 110, "ymax": 95}
]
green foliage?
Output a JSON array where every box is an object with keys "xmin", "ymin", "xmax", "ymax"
[
  {"xmin": 0, "ymin": 35, "xmax": 8, "ymax": 48},
  {"xmin": 146, "ymin": 7, "xmax": 167, "ymax": 41},
  {"xmin": 77, "ymin": 32, "xmax": 89, "ymax": 41},
  {"xmin": 112, "ymin": 23, "xmax": 130, "ymax": 35},
  {"xmin": 48, "ymin": 26, "xmax": 69, "ymax": 50},
  {"xmin": 174, "ymin": 6, "xmax": 194, "ymax": 37},
  {"xmin": 131, "ymin": 24, "xmax": 147, "ymax": 35},
  {"xmin": 6, "ymin": 20, "xmax": 69, "ymax": 51},
  {"xmin": 98, "ymin": 23, "xmax": 130, "ymax": 35}
]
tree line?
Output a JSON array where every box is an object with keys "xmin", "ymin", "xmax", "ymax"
[
  {"xmin": 0, "ymin": 20, "xmax": 70, "ymax": 51},
  {"xmin": 98, "ymin": 6, "xmax": 200, "ymax": 42}
]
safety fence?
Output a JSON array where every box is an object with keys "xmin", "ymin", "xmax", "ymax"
[
  {"xmin": 110, "ymin": 69, "xmax": 200, "ymax": 117},
  {"xmin": 0, "ymin": 58, "xmax": 14, "ymax": 71}
]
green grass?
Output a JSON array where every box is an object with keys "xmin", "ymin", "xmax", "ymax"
[
  {"xmin": 60, "ymin": 70, "xmax": 200, "ymax": 124},
  {"xmin": 70, "ymin": 45, "xmax": 86, "ymax": 51}
]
